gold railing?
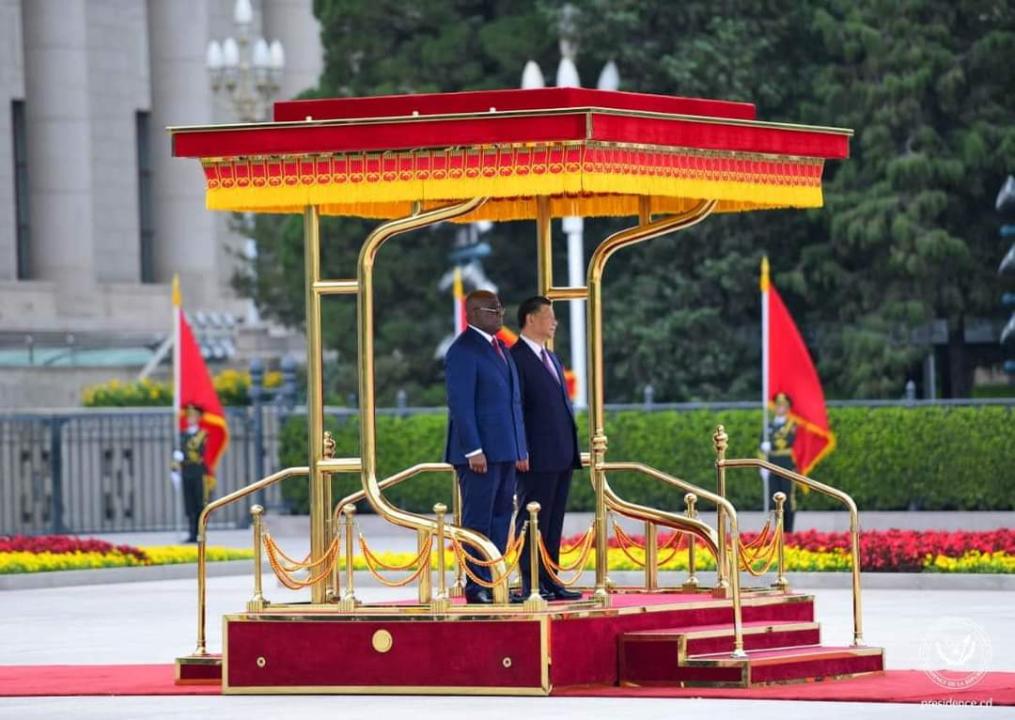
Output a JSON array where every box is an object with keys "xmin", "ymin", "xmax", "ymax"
[
  {"xmin": 600, "ymin": 460, "xmax": 746, "ymax": 657},
  {"xmin": 193, "ymin": 465, "xmax": 311, "ymax": 656},
  {"xmin": 331, "ymin": 462, "xmax": 465, "ymax": 601},
  {"xmin": 716, "ymin": 425, "xmax": 864, "ymax": 647}
]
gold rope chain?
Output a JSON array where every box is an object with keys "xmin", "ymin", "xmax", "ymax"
[
  {"xmin": 358, "ymin": 532, "xmax": 434, "ymax": 587},
  {"xmin": 264, "ymin": 534, "xmax": 340, "ymax": 590}
]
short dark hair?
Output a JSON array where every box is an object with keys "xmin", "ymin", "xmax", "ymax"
[{"xmin": 518, "ymin": 296, "xmax": 551, "ymax": 329}]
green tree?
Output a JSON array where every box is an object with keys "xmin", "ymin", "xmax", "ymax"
[{"xmin": 806, "ymin": 0, "xmax": 1015, "ymax": 396}]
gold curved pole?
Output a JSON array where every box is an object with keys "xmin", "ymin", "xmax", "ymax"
[
  {"xmin": 601, "ymin": 460, "xmax": 745, "ymax": 657},
  {"xmin": 333, "ymin": 462, "xmax": 454, "ymax": 520},
  {"xmin": 356, "ymin": 198, "xmax": 511, "ymax": 603},
  {"xmin": 585, "ymin": 200, "xmax": 718, "ymax": 603},
  {"xmin": 722, "ymin": 457, "xmax": 864, "ymax": 646},
  {"xmin": 194, "ymin": 466, "xmax": 308, "ymax": 656}
]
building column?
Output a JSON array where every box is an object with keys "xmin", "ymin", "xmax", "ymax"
[
  {"xmin": 22, "ymin": 0, "xmax": 95, "ymax": 304},
  {"xmin": 147, "ymin": 0, "xmax": 218, "ymax": 307},
  {"xmin": 262, "ymin": 0, "xmax": 323, "ymax": 101}
]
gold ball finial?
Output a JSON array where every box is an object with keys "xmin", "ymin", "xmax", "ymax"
[
  {"xmin": 250, "ymin": 504, "xmax": 264, "ymax": 517},
  {"xmin": 713, "ymin": 425, "xmax": 729, "ymax": 454},
  {"xmin": 433, "ymin": 503, "xmax": 447, "ymax": 515},
  {"xmin": 526, "ymin": 501, "xmax": 541, "ymax": 514},
  {"xmin": 773, "ymin": 491, "xmax": 787, "ymax": 505},
  {"xmin": 683, "ymin": 492, "xmax": 697, "ymax": 508}
]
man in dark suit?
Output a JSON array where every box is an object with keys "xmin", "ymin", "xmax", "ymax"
[
  {"xmin": 444, "ymin": 290, "xmax": 529, "ymax": 604},
  {"xmin": 511, "ymin": 296, "xmax": 583, "ymax": 601}
]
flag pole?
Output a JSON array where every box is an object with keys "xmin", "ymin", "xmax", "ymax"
[
  {"xmin": 760, "ymin": 256, "xmax": 771, "ymax": 513},
  {"xmin": 172, "ymin": 274, "xmax": 183, "ymax": 532},
  {"xmin": 453, "ymin": 266, "xmax": 464, "ymax": 336}
]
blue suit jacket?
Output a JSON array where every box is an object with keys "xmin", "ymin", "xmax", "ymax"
[
  {"xmin": 444, "ymin": 328, "xmax": 528, "ymax": 465},
  {"xmin": 510, "ymin": 341, "xmax": 581, "ymax": 472}
]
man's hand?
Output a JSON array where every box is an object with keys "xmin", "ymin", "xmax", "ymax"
[
  {"xmin": 760, "ymin": 441, "xmax": 771, "ymax": 453},
  {"xmin": 468, "ymin": 452, "xmax": 488, "ymax": 474},
  {"xmin": 515, "ymin": 457, "xmax": 530, "ymax": 472}
]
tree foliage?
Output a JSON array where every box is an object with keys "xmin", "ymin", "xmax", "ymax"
[{"xmin": 234, "ymin": 0, "xmax": 1015, "ymax": 403}]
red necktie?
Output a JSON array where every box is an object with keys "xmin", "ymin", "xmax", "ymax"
[
  {"xmin": 492, "ymin": 338, "xmax": 506, "ymax": 363},
  {"xmin": 541, "ymin": 348, "xmax": 561, "ymax": 384}
]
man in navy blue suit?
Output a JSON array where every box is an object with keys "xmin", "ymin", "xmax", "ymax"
[
  {"xmin": 444, "ymin": 290, "xmax": 529, "ymax": 604},
  {"xmin": 511, "ymin": 296, "xmax": 583, "ymax": 601}
]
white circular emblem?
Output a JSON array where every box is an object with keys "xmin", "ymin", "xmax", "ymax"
[{"xmin": 919, "ymin": 616, "xmax": 992, "ymax": 690}]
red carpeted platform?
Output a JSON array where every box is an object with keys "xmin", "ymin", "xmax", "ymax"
[{"xmin": 0, "ymin": 664, "xmax": 219, "ymax": 697}]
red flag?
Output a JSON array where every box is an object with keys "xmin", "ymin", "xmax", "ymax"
[
  {"xmin": 174, "ymin": 278, "xmax": 229, "ymax": 476},
  {"xmin": 763, "ymin": 260, "xmax": 835, "ymax": 474}
]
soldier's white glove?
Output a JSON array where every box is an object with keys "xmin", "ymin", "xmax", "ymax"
[
  {"xmin": 170, "ymin": 470, "xmax": 182, "ymax": 490},
  {"xmin": 173, "ymin": 450, "xmax": 184, "ymax": 462},
  {"xmin": 760, "ymin": 441, "xmax": 771, "ymax": 453}
]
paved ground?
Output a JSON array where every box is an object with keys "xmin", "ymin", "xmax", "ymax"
[{"xmin": 0, "ymin": 572, "xmax": 1012, "ymax": 719}]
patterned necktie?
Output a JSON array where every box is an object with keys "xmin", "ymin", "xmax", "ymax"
[
  {"xmin": 541, "ymin": 348, "xmax": 560, "ymax": 384},
  {"xmin": 492, "ymin": 338, "xmax": 506, "ymax": 363}
]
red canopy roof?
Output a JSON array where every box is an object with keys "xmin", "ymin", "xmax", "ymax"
[{"xmin": 169, "ymin": 88, "xmax": 851, "ymax": 221}]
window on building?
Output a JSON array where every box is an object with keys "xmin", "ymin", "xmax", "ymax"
[
  {"xmin": 136, "ymin": 110, "xmax": 154, "ymax": 283},
  {"xmin": 12, "ymin": 100, "xmax": 30, "ymax": 280}
]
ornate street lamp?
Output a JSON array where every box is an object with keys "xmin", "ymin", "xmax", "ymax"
[
  {"xmin": 521, "ymin": 4, "xmax": 619, "ymax": 409},
  {"xmin": 206, "ymin": 0, "xmax": 285, "ymax": 122}
]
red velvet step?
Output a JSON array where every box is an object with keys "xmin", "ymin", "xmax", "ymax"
[
  {"xmin": 623, "ymin": 619, "xmax": 821, "ymax": 664},
  {"xmin": 623, "ymin": 638, "xmax": 884, "ymax": 688}
]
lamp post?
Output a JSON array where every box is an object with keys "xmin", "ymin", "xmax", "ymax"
[
  {"xmin": 206, "ymin": 0, "xmax": 285, "ymax": 122},
  {"xmin": 521, "ymin": 4, "xmax": 618, "ymax": 410}
]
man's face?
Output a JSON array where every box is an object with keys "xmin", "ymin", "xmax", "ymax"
[
  {"xmin": 774, "ymin": 398, "xmax": 790, "ymax": 416},
  {"xmin": 186, "ymin": 407, "xmax": 201, "ymax": 425},
  {"xmin": 526, "ymin": 303, "xmax": 557, "ymax": 343},
  {"xmin": 468, "ymin": 293, "xmax": 504, "ymax": 335}
]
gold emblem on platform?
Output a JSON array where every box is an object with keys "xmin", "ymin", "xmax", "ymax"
[
  {"xmin": 372, "ymin": 629, "xmax": 393, "ymax": 653},
  {"xmin": 256, "ymin": 656, "xmax": 266, "ymax": 668},
  {"xmin": 502, "ymin": 657, "xmax": 512, "ymax": 668}
]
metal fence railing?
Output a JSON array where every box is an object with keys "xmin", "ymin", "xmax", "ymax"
[{"xmin": 0, "ymin": 407, "xmax": 285, "ymax": 536}]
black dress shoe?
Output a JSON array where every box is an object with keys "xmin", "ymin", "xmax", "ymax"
[
  {"xmin": 464, "ymin": 589, "xmax": 494, "ymax": 604},
  {"xmin": 509, "ymin": 590, "xmax": 526, "ymax": 604},
  {"xmin": 547, "ymin": 586, "xmax": 583, "ymax": 601}
]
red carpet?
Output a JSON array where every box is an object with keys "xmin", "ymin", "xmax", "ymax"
[
  {"xmin": 554, "ymin": 670, "xmax": 1015, "ymax": 705},
  {"xmin": 0, "ymin": 664, "xmax": 219, "ymax": 697},
  {"xmin": 1, "ymin": 664, "xmax": 1011, "ymax": 703}
]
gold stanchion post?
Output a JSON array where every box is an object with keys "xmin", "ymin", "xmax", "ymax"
[
  {"xmin": 450, "ymin": 472, "xmax": 465, "ymax": 598},
  {"xmin": 644, "ymin": 521, "xmax": 658, "ymax": 591},
  {"xmin": 713, "ymin": 425, "xmax": 730, "ymax": 596},
  {"xmin": 337, "ymin": 504, "xmax": 358, "ymax": 611},
  {"xmin": 524, "ymin": 502, "xmax": 548, "ymax": 612},
  {"xmin": 772, "ymin": 491, "xmax": 789, "ymax": 591},
  {"xmin": 247, "ymin": 505, "xmax": 266, "ymax": 611},
  {"xmin": 432, "ymin": 503, "xmax": 451, "ymax": 613},
  {"xmin": 417, "ymin": 528, "xmax": 433, "ymax": 604},
  {"xmin": 682, "ymin": 493, "xmax": 700, "ymax": 591}
]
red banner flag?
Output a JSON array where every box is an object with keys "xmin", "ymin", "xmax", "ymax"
[
  {"xmin": 174, "ymin": 278, "xmax": 229, "ymax": 476},
  {"xmin": 763, "ymin": 260, "xmax": 835, "ymax": 474}
]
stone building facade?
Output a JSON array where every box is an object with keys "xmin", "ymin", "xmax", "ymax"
[{"xmin": 0, "ymin": 0, "xmax": 321, "ymax": 407}]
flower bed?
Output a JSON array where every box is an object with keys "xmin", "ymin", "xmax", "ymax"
[
  {"xmin": 0, "ymin": 535, "xmax": 253, "ymax": 574},
  {"xmin": 339, "ymin": 529, "xmax": 1015, "ymax": 576}
]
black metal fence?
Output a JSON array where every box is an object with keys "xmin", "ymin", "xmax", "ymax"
[{"xmin": 0, "ymin": 407, "xmax": 285, "ymax": 536}]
